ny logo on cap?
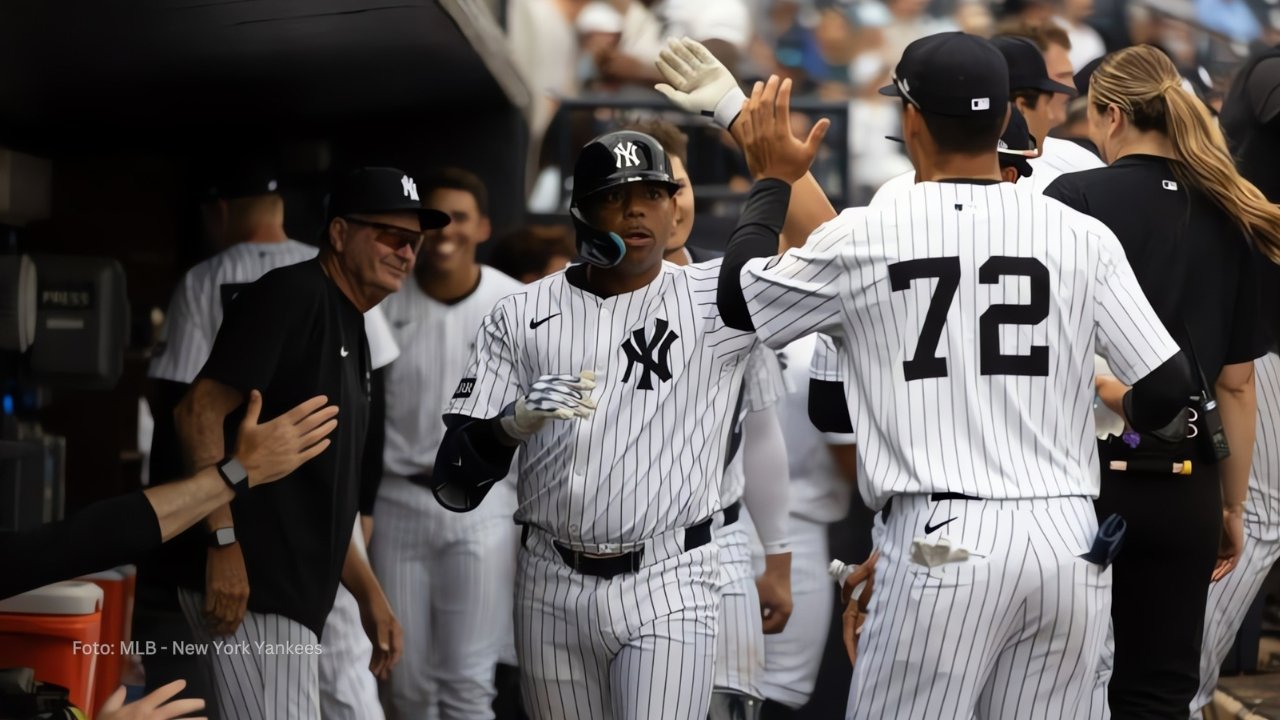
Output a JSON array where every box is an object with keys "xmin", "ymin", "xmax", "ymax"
[
  {"xmin": 613, "ymin": 141, "xmax": 641, "ymax": 169},
  {"xmin": 401, "ymin": 175, "xmax": 419, "ymax": 201},
  {"xmin": 971, "ymin": 98, "xmax": 990, "ymax": 111}
]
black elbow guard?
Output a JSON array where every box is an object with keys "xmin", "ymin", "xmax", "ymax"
[{"xmin": 432, "ymin": 416, "xmax": 516, "ymax": 513}]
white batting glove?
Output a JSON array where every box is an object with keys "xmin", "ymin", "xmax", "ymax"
[
  {"xmin": 654, "ymin": 37, "xmax": 747, "ymax": 129},
  {"xmin": 500, "ymin": 371, "xmax": 598, "ymax": 442}
]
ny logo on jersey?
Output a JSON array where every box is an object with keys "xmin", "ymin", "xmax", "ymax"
[
  {"xmin": 620, "ymin": 319, "xmax": 678, "ymax": 390},
  {"xmin": 613, "ymin": 141, "xmax": 641, "ymax": 169}
]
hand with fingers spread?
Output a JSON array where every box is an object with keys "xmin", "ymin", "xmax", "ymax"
[
  {"xmin": 654, "ymin": 37, "xmax": 747, "ymax": 129},
  {"xmin": 841, "ymin": 550, "xmax": 879, "ymax": 666},
  {"xmin": 734, "ymin": 75, "xmax": 831, "ymax": 184},
  {"xmin": 500, "ymin": 371, "xmax": 598, "ymax": 442},
  {"xmin": 97, "ymin": 679, "xmax": 207, "ymax": 720},
  {"xmin": 234, "ymin": 390, "xmax": 340, "ymax": 487}
]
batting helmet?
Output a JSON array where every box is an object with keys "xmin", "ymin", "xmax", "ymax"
[{"xmin": 570, "ymin": 130, "xmax": 681, "ymax": 268}]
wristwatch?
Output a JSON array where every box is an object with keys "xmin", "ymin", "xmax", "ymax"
[
  {"xmin": 217, "ymin": 456, "xmax": 250, "ymax": 498},
  {"xmin": 208, "ymin": 526, "xmax": 237, "ymax": 548}
]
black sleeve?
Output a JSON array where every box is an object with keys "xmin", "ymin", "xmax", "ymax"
[
  {"xmin": 430, "ymin": 413, "xmax": 519, "ymax": 512},
  {"xmin": 145, "ymin": 378, "xmax": 190, "ymax": 487},
  {"xmin": 1124, "ymin": 351, "xmax": 1198, "ymax": 432},
  {"xmin": 0, "ymin": 492, "xmax": 163, "ymax": 601},
  {"xmin": 358, "ymin": 367, "xmax": 387, "ymax": 516},
  {"xmin": 808, "ymin": 379, "xmax": 854, "ymax": 433},
  {"xmin": 717, "ymin": 178, "xmax": 793, "ymax": 331},
  {"xmin": 1247, "ymin": 57, "xmax": 1280, "ymax": 126},
  {"xmin": 1224, "ymin": 245, "xmax": 1268, "ymax": 365},
  {"xmin": 197, "ymin": 273, "xmax": 313, "ymax": 395}
]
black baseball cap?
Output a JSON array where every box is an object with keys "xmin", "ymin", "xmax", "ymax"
[
  {"xmin": 997, "ymin": 107, "xmax": 1038, "ymax": 176},
  {"xmin": 327, "ymin": 167, "xmax": 450, "ymax": 230},
  {"xmin": 879, "ymin": 33, "xmax": 1010, "ymax": 118},
  {"xmin": 992, "ymin": 36, "xmax": 1077, "ymax": 96}
]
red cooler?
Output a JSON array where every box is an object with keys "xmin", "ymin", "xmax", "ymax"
[
  {"xmin": 80, "ymin": 567, "xmax": 132, "ymax": 710},
  {"xmin": 0, "ymin": 581, "xmax": 104, "ymax": 715}
]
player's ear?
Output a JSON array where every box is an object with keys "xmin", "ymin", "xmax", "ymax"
[
  {"xmin": 328, "ymin": 218, "xmax": 347, "ymax": 254},
  {"xmin": 477, "ymin": 215, "xmax": 492, "ymax": 245},
  {"xmin": 1001, "ymin": 167, "xmax": 1019, "ymax": 184}
]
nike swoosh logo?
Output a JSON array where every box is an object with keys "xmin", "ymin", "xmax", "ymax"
[
  {"xmin": 340, "ymin": 347, "xmax": 349, "ymax": 358},
  {"xmin": 924, "ymin": 517, "xmax": 956, "ymax": 534},
  {"xmin": 529, "ymin": 313, "xmax": 560, "ymax": 330},
  {"xmin": 453, "ymin": 457, "xmax": 462, "ymax": 466}
]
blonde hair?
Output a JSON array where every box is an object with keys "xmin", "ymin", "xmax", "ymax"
[{"xmin": 1089, "ymin": 45, "xmax": 1280, "ymax": 261}]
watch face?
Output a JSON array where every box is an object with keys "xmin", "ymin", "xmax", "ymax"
[{"xmin": 214, "ymin": 527, "xmax": 236, "ymax": 546}]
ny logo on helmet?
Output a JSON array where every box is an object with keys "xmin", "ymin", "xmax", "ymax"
[
  {"xmin": 401, "ymin": 175, "xmax": 419, "ymax": 201},
  {"xmin": 613, "ymin": 141, "xmax": 641, "ymax": 169}
]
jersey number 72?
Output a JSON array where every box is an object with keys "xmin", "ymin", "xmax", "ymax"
[{"xmin": 888, "ymin": 255, "xmax": 1049, "ymax": 380}]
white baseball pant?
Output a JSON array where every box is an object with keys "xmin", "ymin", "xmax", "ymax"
[
  {"xmin": 370, "ymin": 476, "xmax": 518, "ymax": 720},
  {"xmin": 847, "ymin": 494, "xmax": 1111, "ymax": 720},
  {"xmin": 318, "ymin": 585, "xmax": 384, "ymax": 720},
  {"xmin": 714, "ymin": 518, "xmax": 763, "ymax": 698},
  {"xmin": 759, "ymin": 517, "xmax": 833, "ymax": 709},
  {"xmin": 516, "ymin": 526, "xmax": 720, "ymax": 720},
  {"xmin": 176, "ymin": 588, "xmax": 320, "ymax": 720}
]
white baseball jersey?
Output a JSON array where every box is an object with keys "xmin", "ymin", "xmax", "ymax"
[
  {"xmin": 720, "ymin": 344, "xmax": 786, "ymax": 505},
  {"xmin": 740, "ymin": 181, "xmax": 1180, "ymax": 509},
  {"xmin": 149, "ymin": 239, "xmax": 399, "ymax": 382},
  {"xmin": 381, "ymin": 266, "xmax": 523, "ymax": 476},
  {"xmin": 1024, "ymin": 137, "xmax": 1105, "ymax": 195},
  {"xmin": 447, "ymin": 260, "xmax": 757, "ymax": 545}
]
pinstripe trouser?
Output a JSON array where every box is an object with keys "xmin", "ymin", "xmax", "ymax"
[
  {"xmin": 176, "ymin": 588, "xmax": 321, "ymax": 720},
  {"xmin": 516, "ymin": 527, "xmax": 721, "ymax": 720},
  {"xmin": 318, "ymin": 585, "xmax": 384, "ymax": 720},
  {"xmin": 713, "ymin": 516, "xmax": 763, "ymax": 698},
  {"xmin": 847, "ymin": 494, "xmax": 1110, "ymax": 720},
  {"xmin": 370, "ymin": 476, "xmax": 518, "ymax": 720}
]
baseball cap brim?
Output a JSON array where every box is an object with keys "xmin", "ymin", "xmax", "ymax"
[
  {"xmin": 1037, "ymin": 78, "xmax": 1079, "ymax": 96},
  {"xmin": 878, "ymin": 83, "xmax": 901, "ymax": 97}
]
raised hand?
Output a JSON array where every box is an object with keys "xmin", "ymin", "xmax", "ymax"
[
  {"xmin": 654, "ymin": 37, "xmax": 746, "ymax": 129},
  {"xmin": 235, "ymin": 390, "xmax": 339, "ymax": 487},
  {"xmin": 734, "ymin": 75, "xmax": 831, "ymax": 184}
]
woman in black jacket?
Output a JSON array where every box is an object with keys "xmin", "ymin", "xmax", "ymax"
[{"xmin": 1045, "ymin": 45, "xmax": 1280, "ymax": 718}]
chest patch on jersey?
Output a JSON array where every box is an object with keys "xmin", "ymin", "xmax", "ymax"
[
  {"xmin": 620, "ymin": 318, "xmax": 678, "ymax": 390},
  {"xmin": 452, "ymin": 377, "xmax": 476, "ymax": 399}
]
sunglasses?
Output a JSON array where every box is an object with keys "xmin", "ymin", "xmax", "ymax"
[{"xmin": 344, "ymin": 216, "xmax": 427, "ymax": 255}]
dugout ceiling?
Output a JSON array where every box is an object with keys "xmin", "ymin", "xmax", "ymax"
[{"xmin": 0, "ymin": 0, "xmax": 530, "ymax": 153}]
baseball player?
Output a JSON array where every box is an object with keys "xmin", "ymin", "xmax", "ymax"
[
  {"xmin": 167, "ymin": 167, "xmax": 431, "ymax": 719},
  {"xmin": 140, "ymin": 167, "xmax": 400, "ymax": 720},
  {"xmin": 715, "ymin": 35, "xmax": 1202, "ymax": 718},
  {"xmin": 370, "ymin": 167, "xmax": 524, "ymax": 720},
  {"xmin": 870, "ymin": 29, "xmax": 1099, "ymax": 204},
  {"xmin": 629, "ymin": 118, "xmax": 795, "ymax": 718},
  {"xmin": 756, "ymin": 333, "xmax": 858, "ymax": 715},
  {"xmin": 428, "ymin": 128, "xmax": 815, "ymax": 720}
]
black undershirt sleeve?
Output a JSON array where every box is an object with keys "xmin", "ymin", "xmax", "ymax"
[
  {"xmin": 1124, "ymin": 351, "xmax": 1198, "ymax": 433},
  {"xmin": 0, "ymin": 491, "xmax": 163, "ymax": 600},
  {"xmin": 808, "ymin": 379, "xmax": 854, "ymax": 434},
  {"xmin": 717, "ymin": 178, "xmax": 793, "ymax": 331}
]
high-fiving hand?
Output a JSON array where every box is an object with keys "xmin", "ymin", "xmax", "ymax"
[
  {"xmin": 734, "ymin": 75, "xmax": 831, "ymax": 184},
  {"xmin": 654, "ymin": 37, "xmax": 747, "ymax": 129}
]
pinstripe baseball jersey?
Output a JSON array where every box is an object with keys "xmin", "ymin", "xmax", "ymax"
[
  {"xmin": 148, "ymin": 239, "xmax": 399, "ymax": 383},
  {"xmin": 720, "ymin": 345, "xmax": 786, "ymax": 504},
  {"xmin": 446, "ymin": 259, "xmax": 757, "ymax": 545},
  {"xmin": 380, "ymin": 266, "xmax": 523, "ymax": 476},
  {"xmin": 740, "ymin": 180, "xmax": 1180, "ymax": 509},
  {"xmin": 778, "ymin": 334, "xmax": 851, "ymax": 524}
]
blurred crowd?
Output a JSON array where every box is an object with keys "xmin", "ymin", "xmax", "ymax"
[{"xmin": 506, "ymin": 0, "xmax": 1280, "ymax": 205}]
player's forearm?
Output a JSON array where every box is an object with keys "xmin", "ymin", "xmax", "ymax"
[
  {"xmin": 143, "ymin": 469, "xmax": 235, "ymax": 542},
  {"xmin": 1215, "ymin": 370, "xmax": 1256, "ymax": 510},
  {"xmin": 762, "ymin": 551, "xmax": 791, "ymax": 583},
  {"xmin": 340, "ymin": 534, "xmax": 383, "ymax": 604},
  {"xmin": 781, "ymin": 173, "xmax": 837, "ymax": 250},
  {"xmin": 175, "ymin": 379, "xmax": 243, "ymax": 531},
  {"xmin": 718, "ymin": 178, "xmax": 793, "ymax": 330}
]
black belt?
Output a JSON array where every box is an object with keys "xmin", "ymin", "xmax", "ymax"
[
  {"xmin": 722, "ymin": 499, "xmax": 741, "ymax": 526},
  {"xmin": 521, "ymin": 517, "xmax": 715, "ymax": 580},
  {"xmin": 880, "ymin": 492, "xmax": 983, "ymax": 521}
]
